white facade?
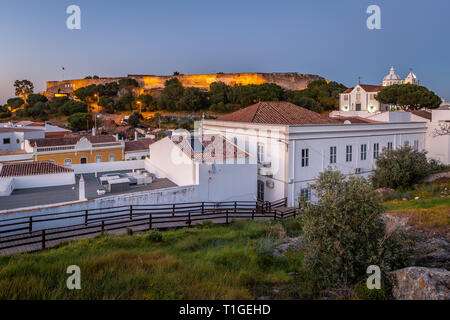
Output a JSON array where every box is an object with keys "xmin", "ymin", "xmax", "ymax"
[
  {"xmin": 426, "ymin": 110, "xmax": 450, "ymax": 164},
  {"xmin": 147, "ymin": 136, "xmax": 258, "ymax": 202},
  {"xmin": 339, "ymin": 84, "xmax": 387, "ymax": 113},
  {"xmin": 0, "ymin": 128, "xmax": 44, "ymax": 151},
  {"xmin": 202, "ymin": 119, "xmax": 427, "ymax": 207}
]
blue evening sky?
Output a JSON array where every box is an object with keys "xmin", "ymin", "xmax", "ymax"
[{"xmin": 0, "ymin": 0, "xmax": 449, "ymax": 104}]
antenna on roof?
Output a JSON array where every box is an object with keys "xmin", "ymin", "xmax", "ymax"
[{"xmin": 358, "ymin": 76, "xmax": 361, "ymax": 84}]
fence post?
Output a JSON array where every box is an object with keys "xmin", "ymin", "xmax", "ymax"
[
  {"xmin": 226, "ymin": 209, "xmax": 229, "ymax": 224},
  {"xmin": 273, "ymin": 211, "xmax": 277, "ymax": 221},
  {"xmin": 201, "ymin": 202, "xmax": 204, "ymax": 215},
  {"xmin": 84, "ymin": 210, "xmax": 88, "ymax": 226},
  {"xmin": 130, "ymin": 205, "xmax": 133, "ymax": 220},
  {"xmin": 172, "ymin": 204, "xmax": 176, "ymax": 217},
  {"xmin": 29, "ymin": 217, "xmax": 33, "ymax": 233},
  {"xmin": 101, "ymin": 220, "xmax": 105, "ymax": 233},
  {"xmin": 149, "ymin": 214, "xmax": 152, "ymax": 230},
  {"xmin": 234, "ymin": 201, "xmax": 237, "ymax": 215},
  {"xmin": 284, "ymin": 197, "xmax": 287, "ymax": 206},
  {"xmin": 188, "ymin": 212, "xmax": 191, "ymax": 227},
  {"xmin": 41, "ymin": 230, "xmax": 46, "ymax": 250},
  {"xmin": 252, "ymin": 209, "xmax": 254, "ymax": 220}
]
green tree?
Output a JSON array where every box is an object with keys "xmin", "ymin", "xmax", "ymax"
[
  {"xmin": 59, "ymin": 101, "xmax": 88, "ymax": 116},
  {"xmin": 372, "ymin": 145, "xmax": 430, "ymax": 189},
  {"xmin": 289, "ymin": 95, "xmax": 322, "ymax": 113},
  {"xmin": 24, "ymin": 101, "xmax": 49, "ymax": 120},
  {"xmin": 118, "ymin": 78, "xmax": 139, "ymax": 92},
  {"xmin": 98, "ymin": 96, "xmax": 116, "ymax": 113},
  {"xmin": 136, "ymin": 94, "xmax": 155, "ymax": 111},
  {"xmin": 119, "ymin": 93, "xmax": 134, "ymax": 111},
  {"xmin": 26, "ymin": 94, "xmax": 48, "ymax": 106},
  {"xmin": 128, "ymin": 111, "xmax": 143, "ymax": 128},
  {"xmin": 7, "ymin": 97, "xmax": 25, "ymax": 109},
  {"xmin": 48, "ymin": 96, "xmax": 70, "ymax": 114},
  {"xmin": 375, "ymin": 84, "xmax": 441, "ymax": 111},
  {"xmin": 300, "ymin": 169, "xmax": 410, "ymax": 289},
  {"xmin": 177, "ymin": 87, "xmax": 208, "ymax": 111},
  {"xmin": 68, "ymin": 113, "xmax": 93, "ymax": 131},
  {"xmin": 14, "ymin": 80, "xmax": 34, "ymax": 101},
  {"xmin": 159, "ymin": 78, "xmax": 184, "ymax": 110}
]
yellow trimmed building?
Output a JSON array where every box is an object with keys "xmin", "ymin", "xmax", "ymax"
[{"xmin": 23, "ymin": 135, "xmax": 125, "ymax": 166}]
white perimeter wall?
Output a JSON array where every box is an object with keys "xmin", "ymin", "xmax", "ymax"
[
  {"xmin": 10, "ymin": 172, "xmax": 75, "ymax": 189},
  {"xmin": 197, "ymin": 163, "xmax": 257, "ymax": 202},
  {"xmin": 70, "ymin": 160, "xmax": 146, "ymax": 174}
]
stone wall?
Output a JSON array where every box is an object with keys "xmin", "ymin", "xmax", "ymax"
[{"xmin": 46, "ymin": 72, "xmax": 325, "ymax": 96}]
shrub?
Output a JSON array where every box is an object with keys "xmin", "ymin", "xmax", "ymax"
[
  {"xmin": 300, "ymin": 169, "xmax": 409, "ymax": 288},
  {"xmin": 67, "ymin": 113, "xmax": 93, "ymax": 131},
  {"xmin": 59, "ymin": 101, "xmax": 88, "ymax": 116},
  {"xmin": 372, "ymin": 146, "xmax": 429, "ymax": 189},
  {"xmin": 146, "ymin": 230, "xmax": 163, "ymax": 243}
]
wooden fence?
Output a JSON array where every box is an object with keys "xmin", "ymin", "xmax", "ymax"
[{"xmin": 0, "ymin": 198, "xmax": 297, "ymax": 254}]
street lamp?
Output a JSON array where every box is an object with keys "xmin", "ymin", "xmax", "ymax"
[{"xmin": 137, "ymin": 101, "xmax": 142, "ymax": 114}]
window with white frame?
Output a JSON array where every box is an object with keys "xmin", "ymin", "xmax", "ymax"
[
  {"xmin": 387, "ymin": 142, "xmax": 393, "ymax": 151},
  {"xmin": 301, "ymin": 148, "xmax": 309, "ymax": 167},
  {"xmin": 360, "ymin": 144, "xmax": 367, "ymax": 161},
  {"xmin": 95, "ymin": 155, "xmax": 102, "ymax": 163},
  {"xmin": 329, "ymin": 146, "xmax": 337, "ymax": 164},
  {"xmin": 414, "ymin": 140, "xmax": 419, "ymax": 151},
  {"xmin": 257, "ymin": 143, "xmax": 264, "ymax": 164},
  {"xmin": 109, "ymin": 154, "xmax": 116, "ymax": 162},
  {"xmin": 373, "ymin": 143, "xmax": 380, "ymax": 159},
  {"xmin": 346, "ymin": 145, "xmax": 352, "ymax": 162},
  {"xmin": 64, "ymin": 158, "xmax": 72, "ymax": 166},
  {"xmin": 300, "ymin": 188, "xmax": 311, "ymax": 201},
  {"xmin": 257, "ymin": 180, "xmax": 264, "ymax": 201}
]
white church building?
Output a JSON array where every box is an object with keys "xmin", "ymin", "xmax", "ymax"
[{"xmin": 338, "ymin": 66, "xmax": 420, "ymax": 114}]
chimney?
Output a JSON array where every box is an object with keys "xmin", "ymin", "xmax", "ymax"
[{"xmin": 79, "ymin": 175, "xmax": 87, "ymax": 201}]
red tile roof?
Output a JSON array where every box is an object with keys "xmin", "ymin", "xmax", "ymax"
[
  {"xmin": 411, "ymin": 110, "xmax": 432, "ymax": 121},
  {"xmin": 342, "ymin": 84, "xmax": 384, "ymax": 94},
  {"xmin": 171, "ymin": 134, "xmax": 250, "ymax": 163},
  {"xmin": 29, "ymin": 135, "xmax": 118, "ymax": 147},
  {"xmin": 216, "ymin": 102, "xmax": 341, "ymax": 125},
  {"xmin": 0, "ymin": 162, "xmax": 73, "ymax": 177},
  {"xmin": 125, "ymin": 138, "xmax": 157, "ymax": 152}
]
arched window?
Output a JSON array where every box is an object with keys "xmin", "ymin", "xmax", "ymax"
[
  {"xmin": 109, "ymin": 154, "xmax": 116, "ymax": 162},
  {"xmin": 64, "ymin": 158, "xmax": 72, "ymax": 166},
  {"xmin": 95, "ymin": 155, "xmax": 102, "ymax": 163},
  {"xmin": 80, "ymin": 157, "xmax": 88, "ymax": 164}
]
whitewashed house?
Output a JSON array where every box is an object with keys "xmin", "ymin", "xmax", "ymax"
[
  {"xmin": 147, "ymin": 133, "xmax": 257, "ymax": 202},
  {"xmin": 202, "ymin": 102, "xmax": 427, "ymax": 206}
]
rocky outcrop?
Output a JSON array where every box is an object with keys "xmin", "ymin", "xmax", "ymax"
[
  {"xmin": 413, "ymin": 238, "xmax": 450, "ymax": 270},
  {"xmin": 272, "ymin": 237, "xmax": 303, "ymax": 258},
  {"xmin": 391, "ymin": 267, "xmax": 449, "ymax": 300},
  {"xmin": 374, "ymin": 187, "xmax": 396, "ymax": 197}
]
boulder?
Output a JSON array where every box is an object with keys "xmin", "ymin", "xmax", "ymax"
[
  {"xmin": 272, "ymin": 237, "xmax": 303, "ymax": 258},
  {"xmin": 391, "ymin": 267, "xmax": 450, "ymax": 300}
]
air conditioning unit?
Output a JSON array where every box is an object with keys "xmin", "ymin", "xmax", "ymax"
[
  {"xmin": 258, "ymin": 167, "xmax": 273, "ymax": 176},
  {"xmin": 355, "ymin": 168, "xmax": 361, "ymax": 174},
  {"xmin": 266, "ymin": 180, "xmax": 275, "ymax": 189}
]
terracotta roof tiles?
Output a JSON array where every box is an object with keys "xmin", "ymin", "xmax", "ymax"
[
  {"xmin": 0, "ymin": 162, "xmax": 73, "ymax": 177},
  {"xmin": 216, "ymin": 102, "xmax": 341, "ymax": 125}
]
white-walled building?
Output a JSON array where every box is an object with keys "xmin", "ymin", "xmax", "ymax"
[
  {"xmin": 426, "ymin": 110, "xmax": 450, "ymax": 164},
  {"xmin": 0, "ymin": 127, "xmax": 45, "ymax": 152},
  {"xmin": 202, "ymin": 102, "xmax": 427, "ymax": 207},
  {"xmin": 339, "ymin": 84, "xmax": 388, "ymax": 113},
  {"xmin": 147, "ymin": 133, "xmax": 257, "ymax": 202}
]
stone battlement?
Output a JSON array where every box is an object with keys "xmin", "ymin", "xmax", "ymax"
[{"xmin": 46, "ymin": 72, "xmax": 325, "ymax": 95}]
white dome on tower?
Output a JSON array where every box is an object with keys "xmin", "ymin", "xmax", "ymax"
[
  {"xmin": 382, "ymin": 66, "xmax": 403, "ymax": 86},
  {"xmin": 404, "ymin": 69, "xmax": 419, "ymax": 85}
]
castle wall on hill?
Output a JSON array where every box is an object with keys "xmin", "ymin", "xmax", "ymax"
[{"xmin": 46, "ymin": 72, "xmax": 325, "ymax": 96}]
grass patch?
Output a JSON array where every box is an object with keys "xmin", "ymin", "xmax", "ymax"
[{"xmin": 0, "ymin": 219, "xmax": 310, "ymax": 300}]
